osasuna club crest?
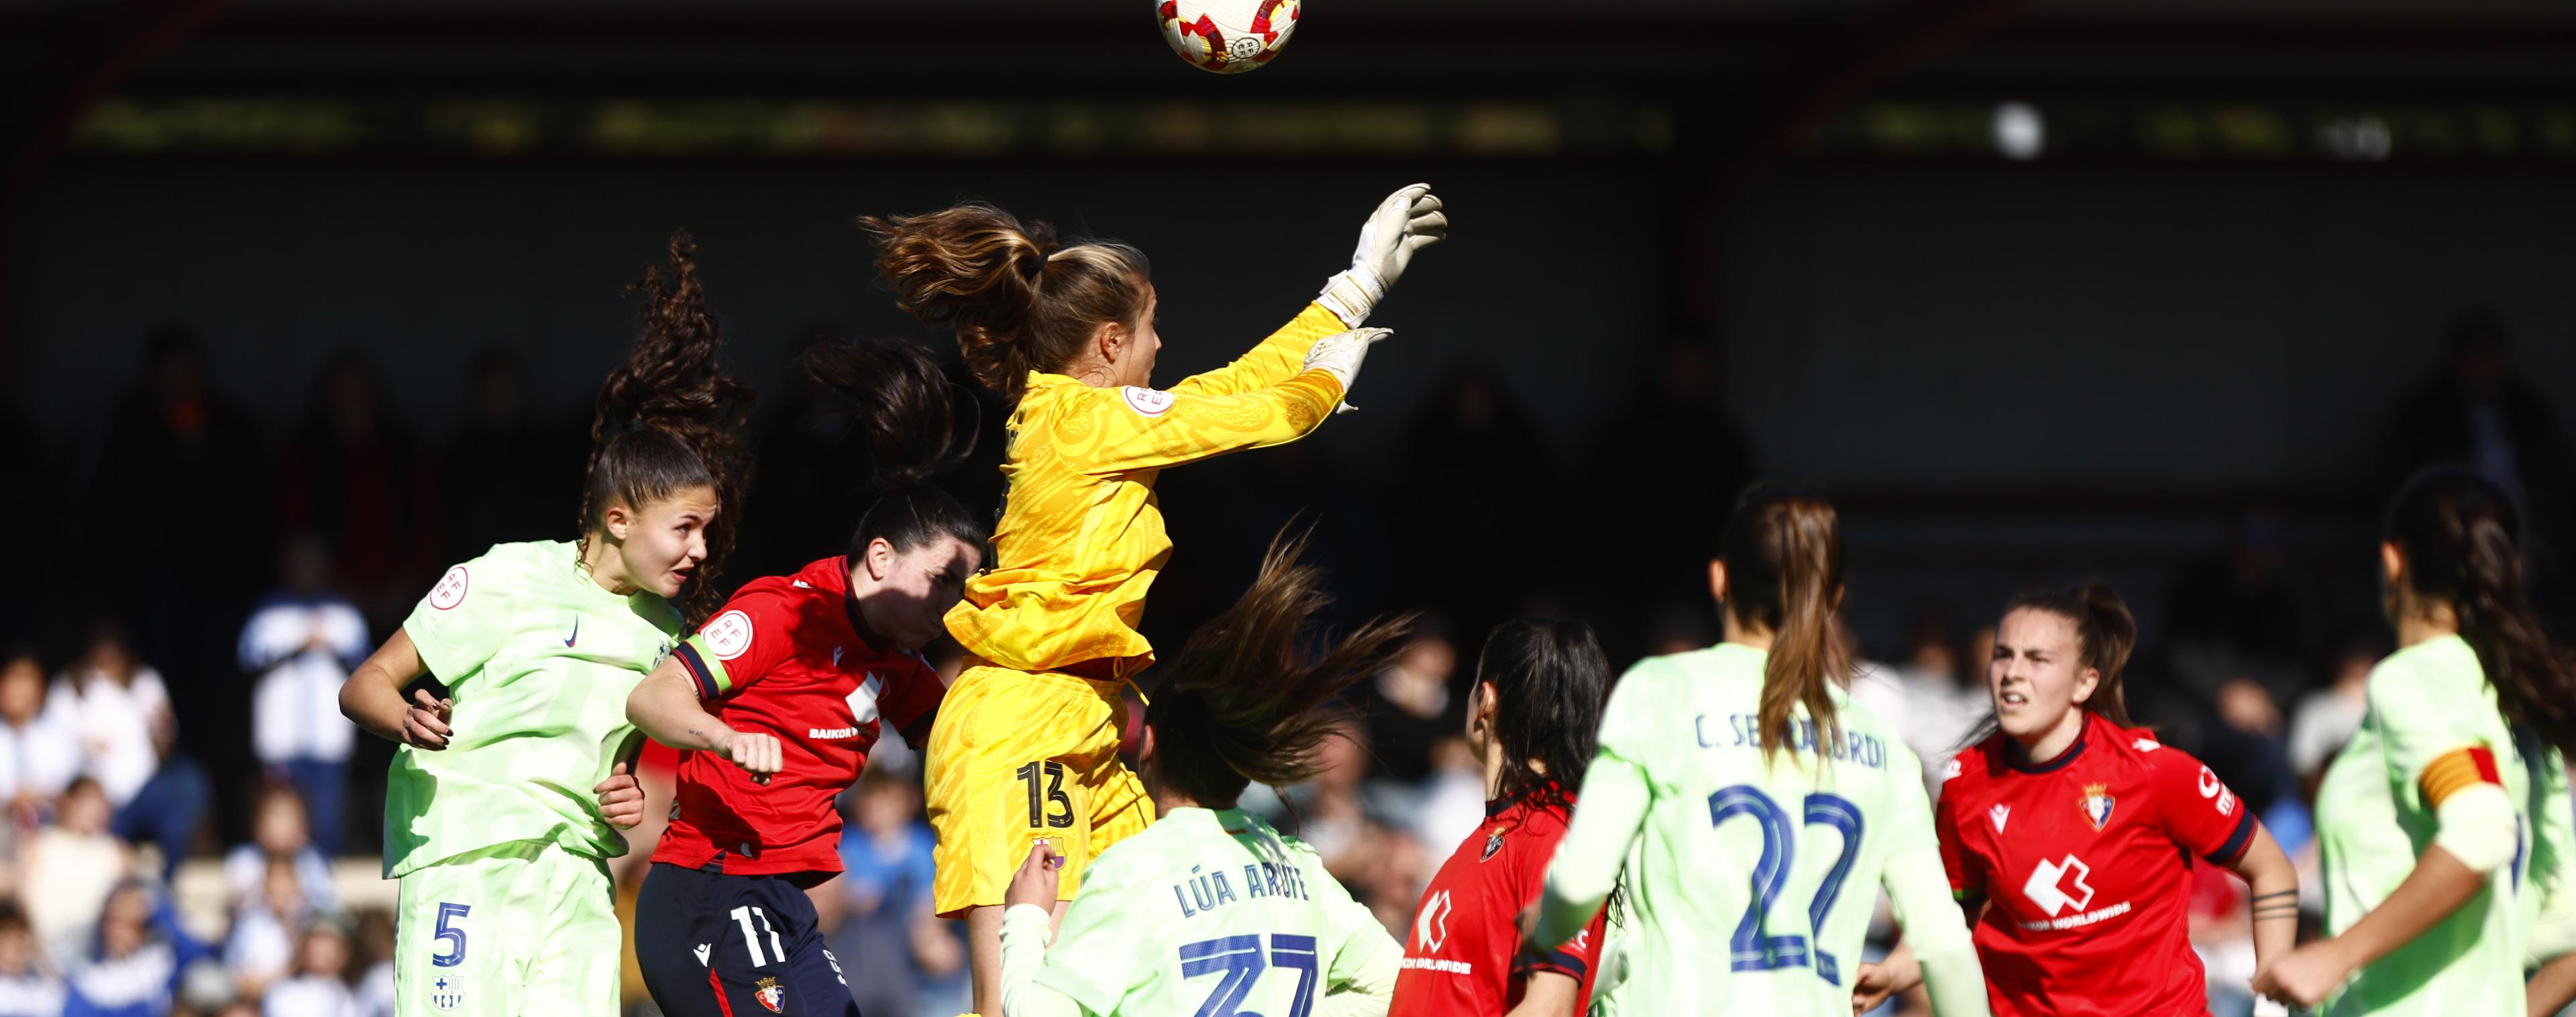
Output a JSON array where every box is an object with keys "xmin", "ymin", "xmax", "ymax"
[
  {"xmin": 2079, "ymin": 783, "xmax": 2116, "ymax": 831},
  {"xmin": 755, "ymin": 976, "xmax": 786, "ymax": 1014}
]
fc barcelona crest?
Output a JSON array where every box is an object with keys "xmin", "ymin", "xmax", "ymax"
[
  {"xmin": 755, "ymin": 976, "xmax": 786, "ymax": 1014},
  {"xmin": 2079, "ymin": 783, "xmax": 2116, "ymax": 831}
]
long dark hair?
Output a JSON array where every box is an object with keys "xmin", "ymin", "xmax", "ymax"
[
  {"xmin": 1722, "ymin": 484, "xmax": 1850, "ymax": 767},
  {"xmin": 1968, "ymin": 582, "xmax": 2139, "ymax": 746},
  {"xmin": 793, "ymin": 336, "xmax": 989, "ymax": 559},
  {"xmin": 863, "ymin": 204, "xmax": 1151, "ymax": 398},
  {"xmin": 1144, "ymin": 529, "xmax": 1415, "ymax": 808},
  {"xmin": 1475, "ymin": 619, "xmax": 1610, "ymax": 811},
  {"xmin": 578, "ymin": 231, "xmax": 757, "ymax": 626},
  {"xmin": 2386, "ymin": 465, "xmax": 2576, "ymax": 753}
]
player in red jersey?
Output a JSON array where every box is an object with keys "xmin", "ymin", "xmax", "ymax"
[
  {"xmin": 1389, "ymin": 619, "xmax": 1612, "ymax": 1017},
  {"xmin": 1854, "ymin": 584, "xmax": 2297, "ymax": 1017},
  {"xmin": 615, "ymin": 339, "xmax": 989, "ymax": 1017}
]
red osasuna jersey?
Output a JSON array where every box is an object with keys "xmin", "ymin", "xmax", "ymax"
[
  {"xmin": 1937, "ymin": 712, "xmax": 2256, "ymax": 1017},
  {"xmin": 657, "ymin": 555, "xmax": 945, "ymax": 881},
  {"xmin": 1390, "ymin": 786, "xmax": 1606, "ymax": 1017}
]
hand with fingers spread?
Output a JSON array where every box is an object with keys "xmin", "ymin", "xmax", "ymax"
[
  {"xmin": 1316, "ymin": 182, "xmax": 1447, "ymax": 325},
  {"xmin": 594, "ymin": 761, "xmax": 647, "ymax": 829},
  {"xmin": 716, "ymin": 729, "xmax": 783, "ymax": 784},
  {"xmin": 1301, "ymin": 327, "xmax": 1391, "ymax": 413},
  {"xmin": 401, "ymin": 688, "xmax": 455, "ymax": 749},
  {"xmin": 1006, "ymin": 839, "xmax": 1062, "ymax": 911}
]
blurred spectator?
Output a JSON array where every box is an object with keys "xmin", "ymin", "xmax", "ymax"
[
  {"xmin": 1175, "ymin": 439, "xmax": 1391, "ymax": 639},
  {"xmin": 2187, "ymin": 857, "xmax": 2256, "ymax": 1017},
  {"xmin": 2379, "ymin": 311, "xmax": 2576, "ymax": 635},
  {"xmin": 2288, "ymin": 631, "xmax": 2386, "ymax": 790},
  {"xmin": 272, "ymin": 348, "xmax": 443, "ymax": 631},
  {"xmin": 1582, "ymin": 332, "xmax": 1758, "ymax": 655},
  {"xmin": 76, "ymin": 329, "xmax": 264, "ymax": 802},
  {"xmin": 56, "ymin": 624, "xmax": 207, "ymax": 877},
  {"xmin": 225, "ymin": 788, "xmax": 337, "ymax": 915},
  {"xmin": 223, "ymin": 857, "xmax": 307, "ymax": 998},
  {"xmin": 737, "ymin": 329, "xmax": 870, "ymax": 582},
  {"xmin": 1407, "ymin": 736, "xmax": 1485, "ymax": 869},
  {"xmin": 0, "ymin": 649, "xmax": 78, "ymax": 826},
  {"xmin": 0, "ymin": 370, "xmax": 56, "ymax": 653},
  {"xmin": 831, "ymin": 767, "xmax": 962, "ymax": 1017},
  {"xmin": 23, "ymin": 778, "xmax": 132, "ymax": 961},
  {"xmin": 239, "ymin": 536, "xmax": 367, "ymax": 855},
  {"xmin": 1356, "ymin": 626, "xmax": 1460, "ymax": 786},
  {"xmin": 350, "ymin": 911, "xmax": 392, "ymax": 1017},
  {"xmin": 0, "ymin": 903, "xmax": 63, "ymax": 1017},
  {"xmin": 1385, "ymin": 358, "xmax": 1558, "ymax": 643},
  {"xmin": 1285, "ymin": 718, "xmax": 1373, "ymax": 875},
  {"xmin": 261, "ymin": 920, "xmax": 357, "ymax": 1017},
  {"xmin": 1854, "ymin": 606, "xmax": 1983, "ymax": 795},
  {"xmin": 64, "ymin": 881, "xmax": 211, "ymax": 1017},
  {"xmin": 2166, "ymin": 507, "xmax": 2312, "ymax": 710},
  {"xmin": 439, "ymin": 347, "xmax": 583, "ymax": 565}
]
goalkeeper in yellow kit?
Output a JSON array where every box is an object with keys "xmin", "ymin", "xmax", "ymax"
[{"xmin": 863, "ymin": 184, "xmax": 1444, "ymax": 1016}]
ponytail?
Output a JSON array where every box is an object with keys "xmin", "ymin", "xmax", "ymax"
[
  {"xmin": 580, "ymin": 230, "xmax": 757, "ymax": 626},
  {"xmin": 2002, "ymin": 582, "xmax": 2138, "ymax": 728},
  {"xmin": 1476, "ymin": 618, "xmax": 1612, "ymax": 810},
  {"xmin": 862, "ymin": 204, "xmax": 1150, "ymax": 398},
  {"xmin": 794, "ymin": 336, "xmax": 988, "ymax": 562},
  {"xmin": 1144, "ymin": 527, "xmax": 1416, "ymax": 807},
  {"xmin": 1721, "ymin": 484, "xmax": 1851, "ymax": 768},
  {"xmin": 2387, "ymin": 465, "xmax": 2576, "ymax": 753}
]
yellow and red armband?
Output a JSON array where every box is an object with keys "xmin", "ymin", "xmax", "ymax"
[{"xmin": 2420, "ymin": 745, "xmax": 2504, "ymax": 808}]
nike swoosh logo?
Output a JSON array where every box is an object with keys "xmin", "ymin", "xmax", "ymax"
[{"xmin": 566, "ymin": 618, "xmax": 580, "ymax": 647}]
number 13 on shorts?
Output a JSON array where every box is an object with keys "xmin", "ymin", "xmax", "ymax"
[{"xmin": 1019, "ymin": 761, "xmax": 1075, "ymax": 829}]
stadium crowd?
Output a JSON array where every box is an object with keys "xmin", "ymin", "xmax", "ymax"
[{"xmin": 0, "ymin": 309, "xmax": 2565, "ymax": 1017}]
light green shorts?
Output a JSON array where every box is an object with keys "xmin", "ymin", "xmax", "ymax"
[{"xmin": 395, "ymin": 841, "xmax": 619, "ymax": 1017}]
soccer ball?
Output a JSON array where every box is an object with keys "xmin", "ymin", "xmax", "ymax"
[{"xmin": 1157, "ymin": 0, "xmax": 1301, "ymax": 74}]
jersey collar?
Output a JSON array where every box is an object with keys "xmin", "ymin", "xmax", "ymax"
[{"xmin": 2005, "ymin": 714, "xmax": 2094, "ymax": 774}]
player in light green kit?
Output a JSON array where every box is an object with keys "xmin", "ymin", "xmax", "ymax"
[
  {"xmin": 2253, "ymin": 465, "xmax": 2576, "ymax": 1015},
  {"xmin": 990, "ymin": 532, "xmax": 1409, "ymax": 1017},
  {"xmin": 1530, "ymin": 485, "xmax": 1987, "ymax": 1017},
  {"xmin": 338, "ymin": 233, "xmax": 756, "ymax": 1017}
]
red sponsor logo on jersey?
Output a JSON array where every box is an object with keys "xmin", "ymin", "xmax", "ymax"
[{"xmin": 429, "ymin": 566, "xmax": 469, "ymax": 610}]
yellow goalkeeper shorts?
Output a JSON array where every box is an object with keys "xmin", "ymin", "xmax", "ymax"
[{"xmin": 926, "ymin": 660, "xmax": 1155, "ymax": 916}]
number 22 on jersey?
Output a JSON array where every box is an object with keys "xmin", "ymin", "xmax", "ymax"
[{"xmin": 1710, "ymin": 786, "xmax": 1864, "ymax": 983}]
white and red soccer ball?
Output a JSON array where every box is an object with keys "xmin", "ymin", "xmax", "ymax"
[{"xmin": 1157, "ymin": 0, "xmax": 1301, "ymax": 74}]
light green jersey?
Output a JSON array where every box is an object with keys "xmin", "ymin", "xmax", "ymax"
[
  {"xmin": 383, "ymin": 540, "xmax": 681, "ymax": 878},
  {"xmin": 2316, "ymin": 633, "xmax": 2573, "ymax": 1016},
  {"xmin": 1032, "ymin": 807, "xmax": 1395, "ymax": 1016},
  {"xmin": 1593, "ymin": 643, "xmax": 1937, "ymax": 1016}
]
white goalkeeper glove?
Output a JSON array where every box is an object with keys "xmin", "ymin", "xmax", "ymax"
[
  {"xmin": 1302, "ymin": 327, "xmax": 1390, "ymax": 414},
  {"xmin": 1316, "ymin": 184, "xmax": 1446, "ymax": 325}
]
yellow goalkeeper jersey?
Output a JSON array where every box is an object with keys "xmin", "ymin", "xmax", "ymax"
[{"xmin": 945, "ymin": 302, "xmax": 1350, "ymax": 674}]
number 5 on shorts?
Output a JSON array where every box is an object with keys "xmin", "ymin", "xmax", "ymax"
[
  {"xmin": 1017, "ymin": 761, "xmax": 1074, "ymax": 828},
  {"xmin": 431, "ymin": 903, "xmax": 470, "ymax": 968}
]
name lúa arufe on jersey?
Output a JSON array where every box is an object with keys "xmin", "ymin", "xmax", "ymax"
[
  {"xmin": 1172, "ymin": 861, "xmax": 1313, "ymax": 918},
  {"xmin": 1694, "ymin": 712, "xmax": 1890, "ymax": 769}
]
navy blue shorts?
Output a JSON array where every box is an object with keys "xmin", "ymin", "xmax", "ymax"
[{"xmin": 636, "ymin": 861, "xmax": 863, "ymax": 1017}]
